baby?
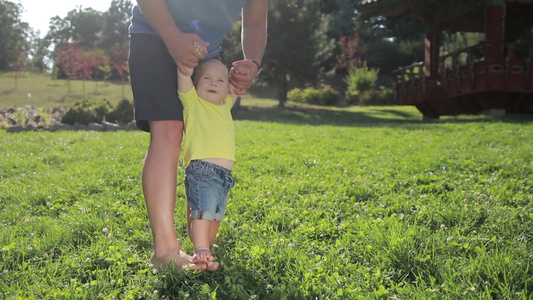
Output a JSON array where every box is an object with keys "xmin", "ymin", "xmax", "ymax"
[{"xmin": 178, "ymin": 54, "xmax": 249, "ymax": 271}]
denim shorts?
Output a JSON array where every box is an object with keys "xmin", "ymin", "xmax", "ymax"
[{"xmin": 184, "ymin": 160, "xmax": 234, "ymax": 221}]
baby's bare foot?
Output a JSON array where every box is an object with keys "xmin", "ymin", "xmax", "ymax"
[
  {"xmin": 193, "ymin": 248, "xmax": 220, "ymax": 271},
  {"xmin": 193, "ymin": 248, "xmax": 213, "ymax": 264},
  {"xmin": 151, "ymin": 250, "xmax": 207, "ymax": 271}
]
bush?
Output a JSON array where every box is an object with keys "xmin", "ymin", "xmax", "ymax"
[
  {"xmin": 288, "ymin": 88, "xmax": 305, "ymax": 103},
  {"xmin": 105, "ymin": 99, "xmax": 134, "ymax": 124},
  {"xmin": 94, "ymin": 100, "xmax": 113, "ymax": 122},
  {"xmin": 359, "ymin": 86, "xmax": 395, "ymax": 106},
  {"xmin": 61, "ymin": 99, "xmax": 133, "ymax": 125},
  {"xmin": 345, "ymin": 62, "xmax": 379, "ymax": 105},
  {"xmin": 288, "ymin": 86, "xmax": 341, "ymax": 106},
  {"xmin": 61, "ymin": 106, "xmax": 99, "ymax": 125}
]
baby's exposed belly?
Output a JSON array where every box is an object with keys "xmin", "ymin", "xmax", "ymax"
[{"xmin": 201, "ymin": 158, "xmax": 234, "ymax": 170}]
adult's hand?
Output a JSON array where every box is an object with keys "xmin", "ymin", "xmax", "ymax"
[
  {"xmin": 229, "ymin": 59, "xmax": 259, "ymax": 95},
  {"xmin": 164, "ymin": 32, "xmax": 208, "ymax": 75},
  {"xmin": 136, "ymin": 0, "xmax": 208, "ymax": 74}
]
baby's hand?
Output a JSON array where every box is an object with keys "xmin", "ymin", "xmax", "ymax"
[
  {"xmin": 193, "ymin": 40, "xmax": 207, "ymax": 57},
  {"xmin": 179, "ymin": 65, "xmax": 194, "ymax": 77},
  {"xmin": 233, "ymin": 63, "xmax": 250, "ymax": 76}
]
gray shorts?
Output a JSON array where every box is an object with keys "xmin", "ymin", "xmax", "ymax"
[{"xmin": 129, "ymin": 34, "xmax": 182, "ymax": 132}]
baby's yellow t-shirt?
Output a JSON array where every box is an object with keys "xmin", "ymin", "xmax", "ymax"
[{"xmin": 178, "ymin": 88, "xmax": 235, "ymax": 166}]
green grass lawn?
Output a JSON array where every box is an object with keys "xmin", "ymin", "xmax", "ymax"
[
  {"xmin": 1, "ymin": 88, "xmax": 532, "ymax": 298},
  {"xmin": 0, "ymin": 72, "xmax": 132, "ymax": 109}
]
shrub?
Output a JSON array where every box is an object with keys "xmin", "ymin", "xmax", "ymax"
[
  {"xmin": 61, "ymin": 106, "xmax": 98, "ymax": 125},
  {"xmin": 61, "ymin": 99, "xmax": 133, "ymax": 125},
  {"xmin": 288, "ymin": 88, "xmax": 305, "ymax": 103},
  {"xmin": 105, "ymin": 99, "xmax": 134, "ymax": 124},
  {"xmin": 359, "ymin": 86, "xmax": 395, "ymax": 106},
  {"xmin": 94, "ymin": 100, "xmax": 113, "ymax": 122},
  {"xmin": 345, "ymin": 62, "xmax": 379, "ymax": 105},
  {"xmin": 288, "ymin": 86, "xmax": 341, "ymax": 106}
]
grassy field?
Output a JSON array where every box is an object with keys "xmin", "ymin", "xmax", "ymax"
[
  {"xmin": 1, "ymin": 97, "xmax": 531, "ymax": 299},
  {"xmin": 0, "ymin": 72, "xmax": 133, "ymax": 109},
  {"xmin": 0, "ymin": 72, "xmax": 278, "ymax": 111}
]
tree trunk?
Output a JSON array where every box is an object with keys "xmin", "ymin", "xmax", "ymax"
[{"xmin": 277, "ymin": 72, "xmax": 288, "ymax": 107}]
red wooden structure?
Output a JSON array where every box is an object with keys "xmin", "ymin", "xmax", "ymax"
[{"xmin": 358, "ymin": 0, "xmax": 533, "ymax": 118}]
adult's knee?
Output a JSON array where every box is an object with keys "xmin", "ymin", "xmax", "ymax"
[{"xmin": 149, "ymin": 121, "xmax": 184, "ymax": 149}]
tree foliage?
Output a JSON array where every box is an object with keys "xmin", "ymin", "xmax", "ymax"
[
  {"xmin": 39, "ymin": 0, "xmax": 132, "ymax": 74},
  {"xmin": 55, "ymin": 41, "xmax": 106, "ymax": 95},
  {"xmin": 223, "ymin": 0, "xmax": 337, "ymax": 106},
  {"xmin": 349, "ymin": 7, "xmax": 426, "ymax": 72},
  {"xmin": 0, "ymin": 0, "xmax": 30, "ymax": 71},
  {"xmin": 27, "ymin": 30, "xmax": 49, "ymax": 72},
  {"xmin": 322, "ymin": 2, "xmax": 426, "ymax": 73},
  {"xmin": 323, "ymin": 0, "xmax": 357, "ymax": 38},
  {"xmin": 109, "ymin": 47, "xmax": 130, "ymax": 98},
  {"xmin": 11, "ymin": 49, "xmax": 26, "ymax": 88},
  {"xmin": 46, "ymin": 7, "xmax": 104, "ymax": 49},
  {"xmin": 262, "ymin": 0, "xmax": 335, "ymax": 106},
  {"xmin": 97, "ymin": 0, "xmax": 132, "ymax": 53}
]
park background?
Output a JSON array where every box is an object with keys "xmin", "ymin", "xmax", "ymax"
[{"xmin": 1, "ymin": 0, "xmax": 532, "ymax": 299}]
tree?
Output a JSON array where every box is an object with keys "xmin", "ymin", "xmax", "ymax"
[
  {"xmin": 220, "ymin": 22, "xmax": 243, "ymax": 67},
  {"xmin": 55, "ymin": 41, "xmax": 83, "ymax": 93},
  {"xmin": 323, "ymin": 0, "xmax": 357, "ymax": 38},
  {"xmin": 0, "ymin": 0, "xmax": 30, "ymax": 71},
  {"xmin": 109, "ymin": 47, "xmax": 129, "ymax": 98},
  {"xmin": 55, "ymin": 41, "xmax": 108, "ymax": 97},
  {"xmin": 27, "ymin": 29, "xmax": 50, "ymax": 72},
  {"xmin": 46, "ymin": 7, "xmax": 104, "ymax": 50},
  {"xmin": 11, "ymin": 49, "xmax": 26, "ymax": 88},
  {"xmin": 322, "ymin": 2, "xmax": 425, "ymax": 73},
  {"xmin": 79, "ymin": 49, "xmax": 107, "ymax": 97},
  {"xmin": 336, "ymin": 32, "xmax": 367, "ymax": 71},
  {"xmin": 354, "ymin": 9, "xmax": 426, "ymax": 72},
  {"xmin": 261, "ymin": 0, "xmax": 335, "ymax": 107},
  {"xmin": 47, "ymin": 8, "xmax": 105, "ymax": 79},
  {"xmin": 98, "ymin": 0, "xmax": 132, "ymax": 53}
]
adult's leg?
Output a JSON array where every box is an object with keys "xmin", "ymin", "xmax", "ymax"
[{"xmin": 143, "ymin": 120, "xmax": 203, "ymax": 269}]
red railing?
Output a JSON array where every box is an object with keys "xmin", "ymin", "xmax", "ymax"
[
  {"xmin": 391, "ymin": 41, "xmax": 533, "ymax": 104},
  {"xmin": 391, "ymin": 62, "xmax": 426, "ymax": 104},
  {"xmin": 439, "ymin": 41, "xmax": 533, "ymax": 96}
]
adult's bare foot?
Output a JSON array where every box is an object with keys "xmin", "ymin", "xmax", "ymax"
[
  {"xmin": 150, "ymin": 249, "xmax": 207, "ymax": 271},
  {"xmin": 205, "ymin": 260, "xmax": 220, "ymax": 271}
]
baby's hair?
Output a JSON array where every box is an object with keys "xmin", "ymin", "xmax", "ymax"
[{"xmin": 192, "ymin": 59, "xmax": 229, "ymax": 84}]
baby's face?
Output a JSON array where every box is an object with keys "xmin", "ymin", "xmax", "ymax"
[{"xmin": 195, "ymin": 60, "xmax": 230, "ymax": 105}]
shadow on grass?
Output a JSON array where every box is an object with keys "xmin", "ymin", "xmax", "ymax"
[
  {"xmin": 233, "ymin": 104, "xmax": 533, "ymax": 127},
  {"xmin": 153, "ymin": 253, "xmax": 304, "ymax": 300}
]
